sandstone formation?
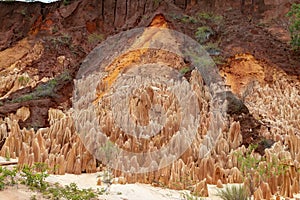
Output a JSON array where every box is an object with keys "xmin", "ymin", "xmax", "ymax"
[
  {"xmin": 0, "ymin": 107, "xmax": 96, "ymax": 174},
  {"xmin": 0, "ymin": 7, "xmax": 299, "ymax": 199}
]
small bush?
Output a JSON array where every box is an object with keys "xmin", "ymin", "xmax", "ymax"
[
  {"xmin": 181, "ymin": 15, "xmax": 198, "ymax": 23},
  {"xmin": 197, "ymin": 12, "xmax": 223, "ymax": 25},
  {"xmin": 195, "ymin": 26, "xmax": 214, "ymax": 44},
  {"xmin": 0, "ymin": 166, "xmax": 18, "ymax": 190},
  {"xmin": 204, "ymin": 42, "xmax": 221, "ymax": 56},
  {"xmin": 216, "ymin": 185, "xmax": 250, "ymax": 200},
  {"xmin": 20, "ymin": 163, "xmax": 49, "ymax": 191},
  {"xmin": 287, "ymin": 3, "xmax": 300, "ymax": 50},
  {"xmin": 44, "ymin": 182, "xmax": 103, "ymax": 200}
]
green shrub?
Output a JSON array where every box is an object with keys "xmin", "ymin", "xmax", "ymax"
[
  {"xmin": 0, "ymin": 166, "xmax": 17, "ymax": 190},
  {"xmin": 11, "ymin": 94, "xmax": 34, "ymax": 103},
  {"xmin": 20, "ymin": 163, "xmax": 49, "ymax": 191},
  {"xmin": 197, "ymin": 12, "xmax": 223, "ymax": 25},
  {"xmin": 44, "ymin": 182, "xmax": 103, "ymax": 200},
  {"xmin": 216, "ymin": 185, "xmax": 250, "ymax": 200},
  {"xmin": 236, "ymin": 144, "xmax": 289, "ymax": 195},
  {"xmin": 195, "ymin": 26, "xmax": 214, "ymax": 44},
  {"xmin": 11, "ymin": 70, "xmax": 72, "ymax": 103},
  {"xmin": 181, "ymin": 15, "xmax": 198, "ymax": 23},
  {"xmin": 0, "ymin": 163, "xmax": 106, "ymax": 199},
  {"xmin": 287, "ymin": 3, "xmax": 300, "ymax": 50},
  {"xmin": 204, "ymin": 42, "xmax": 221, "ymax": 56}
]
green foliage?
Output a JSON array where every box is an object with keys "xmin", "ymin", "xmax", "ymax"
[
  {"xmin": 181, "ymin": 15, "xmax": 198, "ymax": 24},
  {"xmin": 11, "ymin": 94, "xmax": 34, "ymax": 103},
  {"xmin": 44, "ymin": 182, "xmax": 100, "ymax": 200},
  {"xmin": 88, "ymin": 33, "xmax": 104, "ymax": 44},
  {"xmin": 0, "ymin": 164, "xmax": 108, "ymax": 199},
  {"xmin": 20, "ymin": 163, "xmax": 49, "ymax": 191},
  {"xmin": 11, "ymin": 71, "xmax": 72, "ymax": 103},
  {"xmin": 169, "ymin": 13, "xmax": 198, "ymax": 23},
  {"xmin": 63, "ymin": 0, "xmax": 71, "ymax": 6},
  {"xmin": 100, "ymin": 140, "xmax": 119, "ymax": 165},
  {"xmin": 101, "ymin": 169, "xmax": 113, "ymax": 184},
  {"xmin": 5, "ymin": 149, "xmax": 10, "ymax": 161},
  {"xmin": 0, "ymin": 166, "xmax": 17, "ymax": 190},
  {"xmin": 287, "ymin": 3, "xmax": 300, "ymax": 50},
  {"xmin": 212, "ymin": 55, "xmax": 226, "ymax": 65},
  {"xmin": 204, "ymin": 42, "xmax": 221, "ymax": 56},
  {"xmin": 195, "ymin": 26, "xmax": 214, "ymax": 44},
  {"xmin": 51, "ymin": 34, "xmax": 72, "ymax": 48},
  {"xmin": 153, "ymin": 0, "xmax": 162, "ymax": 7},
  {"xmin": 237, "ymin": 144, "xmax": 259, "ymax": 174},
  {"xmin": 179, "ymin": 67, "xmax": 191, "ymax": 74},
  {"xmin": 216, "ymin": 185, "xmax": 250, "ymax": 200},
  {"xmin": 197, "ymin": 12, "xmax": 223, "ymax": 25},
  {"xmin": 236, "ymin": 144, "xmax": 290, "ymax": 194},
  {"xmin": 237, "ymin": 144, "xmax": 289, "ymax": 180},
  {"xmin": 181, "ymin": 192, "xmax": 204, "ymax": 200},
  {"xmin": 18, "ymin": 76, "xmax": 30, "ymax": 86}
]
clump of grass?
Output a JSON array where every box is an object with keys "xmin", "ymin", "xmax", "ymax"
[
  {"xmin": 216, "ymin": 185, "xmax": 250, "ymax": 200},
  {"xmin": 88, "ymin": 33, "xmax": 104, "ymax": 44},
  {"xmin": 18, "ymin": 75, "xmax": 30, "ymax": 86},
  {"xmin": 181, "ymin": 192, "xmax": 205, "ymax": 200},
  {"xmin": 179, "ymin": 67, "xmax": 191, "ymax": 74}
]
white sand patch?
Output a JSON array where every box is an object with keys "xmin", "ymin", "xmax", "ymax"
[{"xmin": 46, "ymin": 173, "xmax": 225, "ymax": 200}]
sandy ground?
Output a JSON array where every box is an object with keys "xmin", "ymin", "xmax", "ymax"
[
  {"xmin": 1, "ymin": 160, "xmax": 300, "ymax": 200},
  {"xmin": 1, "ymin": 169, "xmax": 300, "ymax": 199},
  {"xmin": 0, "ymin": 170, "xmax": 223, "ymax": 200},
  {"xmin": 46, "ymin": 173, "xmax": 223, "ymax": 200}
]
